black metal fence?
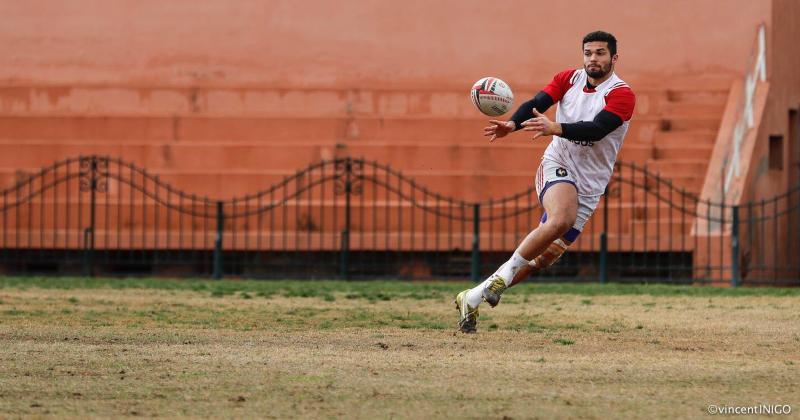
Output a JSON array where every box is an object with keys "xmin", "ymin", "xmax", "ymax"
[{"xmin": 1, "ymin": 155, "xmax": 798, "ymax": 285}]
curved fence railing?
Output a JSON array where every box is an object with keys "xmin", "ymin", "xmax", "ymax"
[{"xmin": 1, "ymin": 155, "xmax": 798, "ymax": 285}]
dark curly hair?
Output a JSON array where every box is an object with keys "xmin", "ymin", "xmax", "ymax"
[{"xmin": 583, "ymin": 31, "xmax": 617, "ymax": 56}]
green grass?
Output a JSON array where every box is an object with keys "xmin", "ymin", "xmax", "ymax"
[{"xmin": 0, "ymin": 276, "xmax": 798, "ymax": 300}]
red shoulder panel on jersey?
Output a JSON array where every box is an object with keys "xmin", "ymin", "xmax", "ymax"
[
  {"xmin": 603, "ymin": 85, "xmax": 636, "ymax": 121},
  {"xmin": 542, "ymin": 69, "xmax": 578, "ymax": 102}
]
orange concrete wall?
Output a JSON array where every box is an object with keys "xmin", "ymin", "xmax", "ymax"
[
  {"xmin": 0, "ymin": 0, "xmax": 770, "ymax": 88},
  {"xmin": 747, "ymin": 0, "xmax": 800, "ymax": 200},
  {"xmin": 708, "ymin": 0, "xmax": 800, "ymax": 204},
  {"xmin": 696, "ymin": 1, "xmax": 800, "ymax": 282},
  {"xmin": 739, "ymin": 0, "xmax": 800, "ymax": 279}
]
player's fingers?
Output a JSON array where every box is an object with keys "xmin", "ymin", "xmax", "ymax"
[
  {"xmin": 488, "ymin": 119, "xmax": 503, "ymax": 126},
  {"xmin": 489, "ymin": 134, "xmax": 497, "ymax": 142},
  {"xmin": 532, "ymin": 131, "xmax": 543, "ymax": 140},
  {"xmin": 532, "ymin": 108, "xmax": 542, "ymax": 116}
]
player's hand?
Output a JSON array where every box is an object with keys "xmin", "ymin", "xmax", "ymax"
[
  {"xmin": 484, "ymin": 120, "xmax": 515, "ymax": 143},
  {"xmin": 521, "ymin": 109, "xmax": 560, "ymax": 140}
]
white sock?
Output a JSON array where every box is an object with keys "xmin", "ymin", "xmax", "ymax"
[
  {"xmin": 465, "ymin": 278, "xmax": 494, "ymax": 307},
  {"xmin": 465, "ymin": 251, "xmax": 529, "ymax": 307}
]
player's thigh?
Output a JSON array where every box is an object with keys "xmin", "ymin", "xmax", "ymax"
[{"xmin": 541, "ymin": 182, "xmax": 578, "ymax": 226}]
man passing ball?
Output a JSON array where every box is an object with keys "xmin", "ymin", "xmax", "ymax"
[{"xmin": 456, "ymin": 31, "xmax": 636, "ymax": 333}]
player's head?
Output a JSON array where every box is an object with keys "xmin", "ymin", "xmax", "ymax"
[{"xmin": 582, "ymin": 31, "xmax": 618, "ymax": 79}]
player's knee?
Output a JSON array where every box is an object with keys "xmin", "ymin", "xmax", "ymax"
[{"xmin": 547, "ymin": 216, "xmax": 575, "ymax": 238}]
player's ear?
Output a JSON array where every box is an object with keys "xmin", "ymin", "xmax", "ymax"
[{"xmin": 611, "ymin": 54, "xmax": 618, "ymax": 64}]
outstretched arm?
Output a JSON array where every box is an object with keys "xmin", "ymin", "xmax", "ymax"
[
  {"xmin": 509, "ymin": 91, "xmax": 556, "ymax": 130},
  {"xmin": 484, "ymin": 69, "xmax": 576, "ymax": 142},
  {"xmin": 522, "ymin": 109, "xmax": 623, "ymax": 141},
  {"xmin": 484, "ymin": 91, "xmax": 555, "ymax": 142}
]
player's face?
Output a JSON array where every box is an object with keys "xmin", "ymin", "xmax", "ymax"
[{"xmin": 583, "ymin": 41, "xmax": 617, "ymax": 79}]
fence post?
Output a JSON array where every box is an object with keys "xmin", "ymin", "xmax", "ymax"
[
  {"xmin": 82, "ymin": 228, "xmax": 93, "ymax": 277},
  {"xmin": 471, "ymin": 203, "xmax": 480, "ymax": 282},
  {"xmin": 339, "ymin": 158, "xmax": 352, "ymax": 280},
  {"xmin": 213, "ymin": 201, "xmax": 224, "ymax": 279},
  {"xmin": 599, "ymin": 186, "xmax": 608, "ymax": 284},
  {"xmin": 81, "ymin": 156, "xmax": 98, "ymax": 277},
  {"xmin": 731, "ymin": 205, "xmax": 740, "ymax": 287}
]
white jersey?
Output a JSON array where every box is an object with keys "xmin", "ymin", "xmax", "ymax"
[{"xmin": 541, "ymin": 68, "xmax": 636, "ymax": 196}]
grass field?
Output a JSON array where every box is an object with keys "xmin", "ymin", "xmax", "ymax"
[{"xmin": 1, "ymin": 277, "xmax": 798, "ymax": 418}]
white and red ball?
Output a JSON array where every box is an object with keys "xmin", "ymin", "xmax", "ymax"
[{"xmin": 470, "ymin": 77, "xmax": 514, "ymax": 116}]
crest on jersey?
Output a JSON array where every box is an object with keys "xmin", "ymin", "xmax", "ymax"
[{"xmin": 556, "ymin": 168, "xmax": 568, "ymax": 177}]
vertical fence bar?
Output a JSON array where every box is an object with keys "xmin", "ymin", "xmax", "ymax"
[
  {"xmin": 54, "ymin": 165, "xmax": 59, "ymax": 257},
  {"xmin": 705, "ymin": 200, "xmax": 711, "ymax": 281},
  {"xmin": 397, "ymin": 169, "xmax": 403, "ymax": 275},
  {"xmin": 667, "ymin": 181, "xmax": 673, "ymax": 279},
  {"xmin": 39, "ymin": 168, "xmax": 45, "ymax": 263},
  {"xmin": 629, "ymin": 164, "xmax": 636, "ymax": 275},
  {"xmin": 617, "ymin": 166, "xmax": 622, "ymax": 275},
  {"xmin": 772, "ymin": 198, "xmax": 778, "ymax": 282},
  {"xmin": 600, "ymin": 187, "xmax": 608, "ymax": 284},
  {"xmin": 471, "ymin": 203, "xmax": 480, "ymax": 282},
  {"xmin": 3, "ymin": 188, "xmax": 7, "ymax": 261},
  {"xmin": 82, "ymin": 158, "xmax": 97, "ymax": 277},
  {"xmin": 787, "ymin": 190, "xmax": 795, "ymax": 282},
  {"xmin": 655, "ymin": 174, "xmax": 661, "ymax": 278},
  {"xmin": 153, "ymin": 174, "xmax": 161, "ymax": 271},
  {"xmin": 340, "ymin": 159, "xmax": 352, "ymax": 280},
  {"xmin": 730, "ymin": 204, "xmax": 740, "ymax": 287},
  {"xmin": 359, "ymin": 164, "xmax": 366, "ymax": 277},
  {"xmin": 140, "ymin": 169, "xmax": 145, "ymax": 266},
  {"xmin": 213, "ymin": 201, "xmax": 224, "ymax": 279},
  {"xmin": 759, "ymin": 199, "xmax": 765, "ymax": 281},
  {"xmin": 102, "ymin": 160, "xmax": 109, "ymax": 268},
  {"xmin": 643, "ymin": 164, "xmax": 648, "ymax": 276}
]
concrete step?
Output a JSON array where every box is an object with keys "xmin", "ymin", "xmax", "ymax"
[
  {"xmin": 653, "ymin": 144, "xmax": 714, "ymax": 160},
  {"xmin": 662, "ymin": 88, "xmax": 729, "ymax": 105},
  {"xmin": 644, "ymin": 159, "xmax": 709, "ymax": 177},
  {"xmin": 0, "ymin": 114, "xmax": 714, "ymax": 143},
  {"xmin": 0, "ymin": 140, "xmax": 657, "ymax": 174},
  {"xmin": 651, "ymin": 131, "xmax": 717, "ymax": 145},
  {"xmin": 659, "ymin": 116, "xmax": 721, "ymax": 132},
  {"xmin": 0, "ymin": 83, "xmax": 729, "ymax": 118},
  {"xmin": 657, "ymin": 102, "xmax": 726, "ymax": 119}
]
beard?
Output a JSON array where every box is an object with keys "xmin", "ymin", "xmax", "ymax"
[{"xmin": 585, "ymin": 62, "xmax": 611, "ymax": 78}]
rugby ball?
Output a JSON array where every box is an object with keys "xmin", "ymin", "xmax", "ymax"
[{"xmin": 470, "ymin": 77, "xmax": 514, "ymax": 116}]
